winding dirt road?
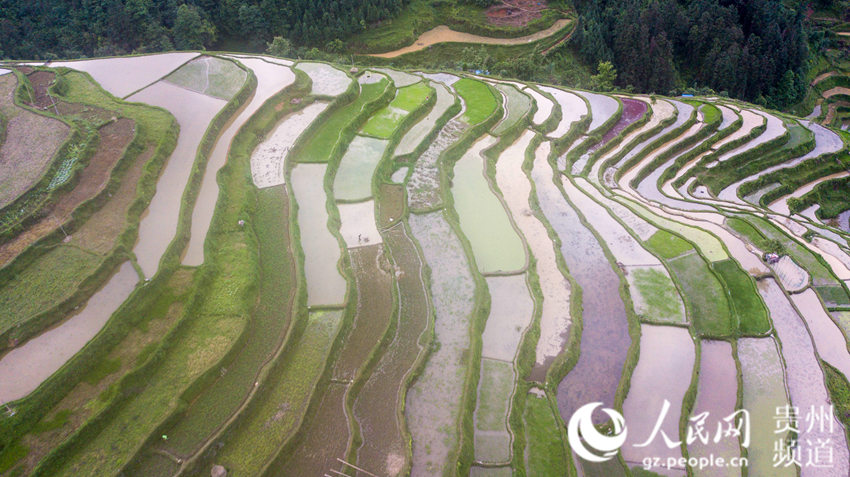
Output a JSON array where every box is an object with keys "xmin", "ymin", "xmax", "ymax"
[{"xmin": 369, "ymin": 18, "xmax": 572, "ymax": 58}]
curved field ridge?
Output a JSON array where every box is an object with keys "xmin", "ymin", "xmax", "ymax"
[
  {"xmin": 718, "ymin": 121, "xmax": 843, "ymax": 203},
  {"xmin": 368, "ymin": 18, "xmax": 572, "ymax": 58},
  {"xmin": 0, "ymin": 262, "xmax": 137, "ymax": 403},
  {"xmin": 538, "ymin": 85, "xmax": 586, "ymax": 138},
  {"xmin": 127, "ymin": 80, "xmax": 227, "ymax": 278},
  {"xmin": 523, "ymin": 87, "xmax": 554, "ymax": 125},
  {"xmin": 496, "ymin": 139, "xmax": 571, "ymax": 376},
  {"xmin": 760, "ymin": 278, "xmax": 850, "ymax": 476},
  {"xmin": 395, "ymin": 81, "xmax": 455, "ymax": 157},
  {"xmin": 575, "ymin": 89, "xmax": 619, "ymax": 134},
  {"xmin": 184, "ymin": 56, "xmax": 293, "ymax": 266},
  {"xmin": 14, "ymin": 56, "xmax": 850, "ymax": 477},
  {"xmin": 250, "ymin": 101, "xmax": 328, "ymax": 189},
  {"xmin": 738, "ymin": 337, "xmax": 795, "ymax": 477},
  {"xmin": 688, "ymin": 340, "xmax": 740, "ymax": 477}
]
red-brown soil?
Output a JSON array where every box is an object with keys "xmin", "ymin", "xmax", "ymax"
[{"xmin": 485, "ymin": 0, "xmax": 548, "ymax": 27}]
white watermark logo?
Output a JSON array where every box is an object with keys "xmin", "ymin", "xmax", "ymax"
[
  {"xmin": 566, "ymin": 400, "xmax": 837, "ymax": 471},
  {"xmin": 567, "ymin": 402, "xmax": 628, "ymax": 462}
]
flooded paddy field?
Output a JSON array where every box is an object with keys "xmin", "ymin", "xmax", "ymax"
[
  {"xmin": 495, "ymin": 138, "xmax": 571, "ymax": 378},
  {"xmin": 738, "ymin": 337, "xmax": 795, "ymax": 477},
  {"xmin": 9, "ymin": 56, "xmax": 850, "ymax": 477},
  {"xmin": 396, "ymin": 81, "xmax": 455, "ymax": 157},
  {"xmin": 688, "ymin": 340, "xmax": 740, "ymax": 477},
  {"xmin": 290, "ymin": 163, "xmax": 347, "ymax": 306},
  {"xmin": 452, "ymin": 134, "xmax": 526, "ymax": 274},
  {"xmin": 406, "ymin": 211, "xmax": 477, "ymax": 476},
  {"xmin": 621, "ymin": 325, "xmax": 695, "ymax": 469},
  {"xmin": 127, "ymin": 80, "xmax": 227, "ymax": 278},
  {"xmin": 530, "ymin": 152, "xmax": 632, "ymax": 425}
]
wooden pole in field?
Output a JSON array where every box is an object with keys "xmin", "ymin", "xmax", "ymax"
[{"xmin": 336, "ymin": 458, "xmax": 379, "ymax": 477}]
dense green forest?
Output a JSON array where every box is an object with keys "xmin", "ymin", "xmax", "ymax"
[
  {"xmin": 0, "ymin": 0, "xmax": 408, "ymax": 59},
  {"xmin": 0, "ymin": 0, "xmax": 844, "ymax": 110},
  {"xmin": 573, "ymin": 0, "xmax": 816, "ymax": 107}
]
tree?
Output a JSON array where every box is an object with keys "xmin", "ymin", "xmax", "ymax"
[
  {"xmin": 266, "ymin": 36, "xmax": 293, "ymax": 58},
  {"xmin": 590, "ymin": 61, "xmax": 617, "ymax": 91},
  {"xmin": 173, "ymin": 4, "xmax": 216, "ymax": 50}
]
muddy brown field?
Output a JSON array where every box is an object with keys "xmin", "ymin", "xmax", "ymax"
[{"xmin": 0, "ymin": 74, "xmax": 70, "ymax": 209}]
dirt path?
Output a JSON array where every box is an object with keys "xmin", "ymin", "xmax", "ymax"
[
  {"xmin": 812, "ymin": 71, "xmax": 839, "ymax": 86},
  {"xmin": 822, "ymin": 86, "xmax": 850, "ymax": 99},
  {"xmin": 368, "ymin": 18, "xmax": 572, "ymax": 58}
]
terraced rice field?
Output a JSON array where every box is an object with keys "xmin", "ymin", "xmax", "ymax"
[{"xmin": 4, "ymin": 54, "xmax": 850, "ymax": 477}]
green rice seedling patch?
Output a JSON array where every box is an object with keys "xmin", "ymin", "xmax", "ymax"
[
  {"xmin": 0, "ymin": 245, "xmax": 101, "ymax": 337},
  {"xmin": 668, "ymin": 252, "xmax": 734, "ymax": 337},
  {"xmin": 628, "ymin": 266, "xmax": 686, "ymax": 324},
  {"xmin": 361, "ymin": 106, "xmax": 407, "ymax": 138},
  {"xmin": 393, "ymin": 81, "xmax": 432, "ymax": 111},
  {"xmin": 492, "ymin": 83, "xmax": 532, "ymax": 136},
  {"xmin": 645, "ymin": 229, "xmax": 693, "ymax": 259},
  {"xmin": 31, "ymin": 410, "xmax": 72, "ymax": 434},
  {"xmin": 622, "ymin": 199, "xmax": 727, "ymax": 261},
  {"xmin": 454, "ymin": 78, "xmax": 498, "ymax": 126},
  {"xmin": 523, "ymin": 394, "xmax": 568, "ymax": 476},
  {"xmin": 154, "ymin": 187, "xmax": 296, "ymax": 457},
  {"xmin": 361, "ymin": 82, "xmax": 432, "ymax": 139},
  {"xmin": 823, "ymin": 362, "xmax": 850, "ymax": 429},
  {"xmin": 332, "ymin": 135, "xmax": 389, "ymax": 201},
  {"xmin": 700, "ymin": 103, "xmax": 721, "ymax": 124},
  {"xmin": 474, "ymin": 359, "xmax": 514, "ymax": 463},
  {"xmin": 214, "ymin": 310, "xmax": 343, "ymax": 476},
  {"xmin": 48, "ymin": 313, "xmax": 246, "ymax": 476},
  {"xmin": 0, "ymin": 441, "xmax": 28, "ymax": 474},
  {"xmin": 194, "ymin": 232, "xmax": 257, "ymax": 317},
  {"xmin": 296, "ymin": 79, "xmax": 389, "ymax": 163},
  {"xmin": 815, "ymin": 285, "xmax": 850, "ymax": 307},
  {"xmin": 711, "ymin": 259, "xmax": 770, "ymax": 334},
  {"xmin": 165, "ymin": 56, "xmax": 247, "ymax": 100}
]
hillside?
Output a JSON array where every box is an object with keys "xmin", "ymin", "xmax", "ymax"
[{"xmin": 0, "ymin": 52, "xmax": 847, "ymax": 476}]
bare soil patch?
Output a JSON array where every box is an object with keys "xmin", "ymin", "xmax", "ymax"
[
  {"xmin": 0, "ymin": 74, "xmax": 70, "ymax": 209},
  {"xmin": 26, "ymin": 70, "xmax": 57, "ymax": 110},
  {"xmin": 486, "ymin": 0, "xmax": 548, "ymax": 27},
  {"xmin": 0, "ymin": 117, "xmax": 135, "ymax": 265}
]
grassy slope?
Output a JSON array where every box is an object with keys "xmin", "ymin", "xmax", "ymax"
[
  {"xmin": 0, "ymin": 69, "xmax": 173, "ymax": 345},
  {"xmin": 346, "ymin": 0, "xmax": 570, "ymax": 53}
]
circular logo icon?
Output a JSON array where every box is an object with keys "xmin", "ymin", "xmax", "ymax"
[{"xmin": 567, "ymin": 402, "xmax": 628, "ymax": 462}]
